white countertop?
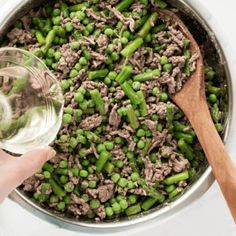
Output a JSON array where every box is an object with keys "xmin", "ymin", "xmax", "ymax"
[{"xmin": 1, "ymin": 0, "xmax": 236, "ymax": 235}]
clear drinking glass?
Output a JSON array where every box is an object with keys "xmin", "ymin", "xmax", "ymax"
[{"xmin": 0, "ymin": 47, "xmax": 64, "ymax": 154}]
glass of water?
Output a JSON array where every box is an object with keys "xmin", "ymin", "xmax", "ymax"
[{"xmin": 0, "ymin": 47, "xmax": 64, "ymax": 154}]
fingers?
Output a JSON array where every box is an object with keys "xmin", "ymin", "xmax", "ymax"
[
  {"xmin": 0, "ymin": 147, "xmax": 56, "ymax": 202},
  {"xmin": 14, "ymin": 147, "xmax": 56, "ymax": 183}
]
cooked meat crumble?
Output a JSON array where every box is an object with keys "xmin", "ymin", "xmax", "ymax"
[{"xmin": 2, "ymin": 0, "xmax": 227, "ymax": 222}]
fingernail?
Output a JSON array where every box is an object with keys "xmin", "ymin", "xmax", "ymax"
[{"xmin": 45, "ymin": 147, "xmax": 56, "ymax": 160}]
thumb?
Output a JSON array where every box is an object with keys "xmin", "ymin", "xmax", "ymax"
[
  {"xmin": 15, "ymin": 147, "xmax": 56, "ymax": 182},
  {"xmin": 0, "ymin": 147, "xmax": 56, "ymax": 202}
]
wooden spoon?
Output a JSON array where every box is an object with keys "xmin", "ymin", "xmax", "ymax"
[{"xmin": 159, "ymin": 9, "xmax": 236, "ymax": 223}]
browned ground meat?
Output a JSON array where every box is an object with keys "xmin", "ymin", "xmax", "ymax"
[{"xmin": 3, "ymin": 0, "xmax": 226, "ymax": 222}]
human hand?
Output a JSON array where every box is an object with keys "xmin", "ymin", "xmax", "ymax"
[{"xmin": 0, "ymin": 147, "xmax": 56, "ymax": 203}]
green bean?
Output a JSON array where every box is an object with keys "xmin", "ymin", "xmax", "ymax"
[
  {"xmin": 211, "ymin": 103, "xmax": 221, "ymax": 123},
  {"xmin": 164, "ymin": 170, "xmax": 189, "ymax": 185},
  {"xmin": 96, "ymin": 151, "xmax": 111, "ymax": 172},
  {"xmin": 184, "ymin": 59, "xmax": 191, "ymax": 76},
  {"xmin": 49, "ymin": 178, "xmax": 66, "ymax": 197},
  {"xmin": 125, "ymin": 203, "xmax": 141, "ymax": 216},
  {"xmin": 205, "ymin": 68, "xmax": 216, "ymax": 80},
  {"xmin": 84, "ymin": 131, "xmax": 100, "ymax": 143},
  {"xmin": 44, "ymin": 29, "xmax": 56, "ymax": 50},
  {"xmin": 155, "ymin": 0, "xmax": 167, "ymax": 9},
  {"xmin": 104, "ymin": 162, "xmax": 115, "ymax": 174},
  {"xmin": 126, "ymin": 104, "xmax": 139, "ymax": 130},
  {"xmin": 174, "ymin": 121, "xmax": 189, "ymax": 132},
  {"xmin": 168, "ymin": 187, "xmax": 183, "ymax": 200},
  {"xmin": 142, "ymin": 138, "xmax": 152, "ymax": 157},
  {"xmin": 135, "ymin": 15, "xmax": 149, "ymax": 30},
  {"xmin": 127, "ymin": 152, "xmax": 139, "ymax": 172},
  {"xmin": 88, "ymin": 69, "xmax": 109, "ymax": 80},
  {"xmin": 142, "ymin": 197, "xmax": 159, "ymax": 211},
  {"xmin": 165, "ymin": 184, "xmax": 176, "ymax": 193},
  {"xmin": 178, "ymin": 139, "xmax": 194, "ymax": 160},
  {"xmin": 153, "ymin": 23, "xmax": 166, "ymax": 33},
  {"xmin": 69, "ymin": 3, "xmax": 88, "ymax": 12},
  {"xmin": 35, "ymin": 31, "xmax": 45, "ymax": 45},
  {"xmin": 136, "ymin": 91, "xmax": 148, "ymax": 117},
  {"xmin": 138, "ymin": 178, "xmax": 164, "ymax": 200},
  {"xmin": 90, "ymin": 89, "xmax": 105, "ymax": 114},
  {"xmin": 173, "ymin": 121, "xmax": 195, "ymax": 136},
  {"xmin": 166, "ymin": 102, "xmax": 174, "ymax": 132},
  {"xmin": 174, "ymin": 132, "xmax": 194, "ymax": 144},
  {"xmin": 183, "ymin": 39, "xmax": 191, "ymax": 50},
  {"xmin": 189, "ymin": 168, "xmax": 197, "ymax": 179},
  {"xmin": 133, "ymin": 69, "xmax": 161, "ymax": 82},
  {"xmin": 184, "ymin": 49, "xmax": 191, "ymax": 59},
  {"xmin": 137, "ymin": 12, "xmax": 158, "ymax": 38},
  {"xmin": 55, "ymin": 168, "xmax": 68, "ymax": 175},
  {"xmin": 215, "ymin": 123, "xmax": 224, "ymax": 132},
  {"xmin": 116, "ymin": 0, "xmax": 135, "ymax": 12},
  {"xmin": 121, "ymin": 37, "xmax": 144, "ymax": 58},
  {"xmin": 121, "ymin": 81, "xmax": 141, "ymax": 105},
  {"xmin": 207, "ymin": 83, "xmax": 221, "ymax": 95},
  {"xmin": 116, "ymin": 65, "xmax": 133, "ymax": 84},
  {"xmin": 42, "ymin": 162, "xmax": 54, "ymax": 173}
]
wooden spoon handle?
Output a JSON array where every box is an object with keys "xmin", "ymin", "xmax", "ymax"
[{"xmin": 188, "ymin": 100, "xmax": 236, "ymax": 222}]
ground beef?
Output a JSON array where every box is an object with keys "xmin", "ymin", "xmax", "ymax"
[
  {"xmin": 58, "ymin": 44, "xmax": 81, "ymax": 75},
  {"xmin": 171, "ymin": 155, "xmax": 190, "ymax": 172},
  {"xmin": 148, "ymin": 129, "xmax": 169, "ymax": 154},
  {"xmin": 95, "ymin": 205, "xmax": 106, "ymax": 220},
  {"xmin": 142, "ymin": 119, "xmax": 158, "ymax": 136},
  {"xmin": 79, "ymin": 114, "xmax": 102, "ymax": 130},
  {"xmin": 86, "ymin": 189, "xmax": 98, "ymax": 198},
  {"xmin": 7, "ymin": 28, "xmax": 34, "ymax": 45},
  {"xmin": 107, "ymin": 5, "xmax": 136, "ymax": 32},
  {"xmin": 96, "ymin": 34, "xmax": 109, "ymax": 47},
  {"xmin": 109, "ymin": 104, "xmax": 121, "ymax": 128},
  {"xmin": 7, "ymin": 0, "xmax": 222, "ymax": 222},
  {"xmin": 97, "ymin": 183, "xmax": 114, "ymax": 202},
  {"xmin": 22, "ymin": 176, "xmax": 41, "ymax": 192}
]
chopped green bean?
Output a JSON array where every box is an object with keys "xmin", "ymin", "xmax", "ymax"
[
  {"xmin": 142, "ymin": 197, "xmax": 159, "ymax": 211},
  {"xmin": 116, "ymin": 0, "xmax": 135, "ymax": 12},
  {"xmin": 178, "ymin": 139, "xmax": 194, "ymax": 160},
  {"xmin": 96, "ymin": 151, "xmax": 111, "ymax": 172},
  {"xmin": 88, "ymin": 69, "xmax": 109, "ymax": 80},
  {"xmin": 49, "ymin": 178, "xmax": 66, "ymax": 197},
  {"xmin": 137, "ymin": 91, "xmax": 148, "ymax": 117},
  {"xmin": 166, "ymin": 102, "xmax": 174, "ymax": 132},
  {"xmin": 90, "ymin": 89, "xmax": 105, "ymax": 114},
  {"xmin": 121, "ymin": 37, "xmax": 144, "ymax": 58},
  {"xmin": 121, "ymin": 81, "xmax": 141, "ymax": 105},
  {"xmin": 133, "ymin": 69, "xmax": 161, "ymax": 82},
  {"xmin": 174, "ymin": 132, "xmax": 194, "ymax": 144},
  {"xmin": 116, "ymin": 65, "xmax": 133, "ymax": 84},
  {"xmin": 125, "ymin": 203, "xmax": 141, "ymax": 216},
  {"xmin": 126, "ymin": 104, "xmax": 139, "ymax": 130},
  {"xmin": 137, "ymin": 12, "xmax": 158, "ymax": 38},
  {"xmin": 164, "ymin": 170, "xmax": 189, "ymax": 185}
]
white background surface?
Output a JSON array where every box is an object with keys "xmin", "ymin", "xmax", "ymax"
[{"xmin": 1, "ymin": 0, "xmax": 236, "ymax": 235}]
